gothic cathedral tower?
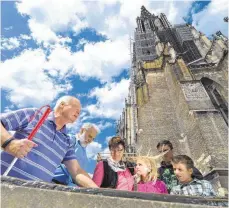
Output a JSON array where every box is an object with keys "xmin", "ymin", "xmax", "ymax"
[{"xmin": 117, "ymin": 6, "xmax": 228, "ymax": 175}]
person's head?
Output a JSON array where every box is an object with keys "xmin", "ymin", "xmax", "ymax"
[
  {"xmin": 78, "ymin": 123, "xmax": 100, "ymax": 147},
  {"xmin": 171, "ymin": 155, "xmax": 194, "ymax": 184},
  {"xmin": 135, "ymin": 156, "xmax": 158, "ymax": 182},
  {"xmin": 156, "ymin": 140, "xmax": 173, "ymax": 162},
  {"xmin": 108, "ymin": 136, "xmax": 125, "ymax": 162},
  {"xmin": 54, "ymin": 96, "xmax": 81, "ymax": 124}
]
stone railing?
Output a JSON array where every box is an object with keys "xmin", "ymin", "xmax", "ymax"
[{"xmin": 1, "ymin": 176, "xmax": 228, "ymax": 208}]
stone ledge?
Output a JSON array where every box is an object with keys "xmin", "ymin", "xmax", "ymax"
[
  {"xmin": 204, "ymin": 168, "xmax": 229, "ymax": 178},
  {"xmin": 189, "ymin": 109, "xmax": 219, "ymax": 113},
  {"xmin": 3, "ymin": 184, "xmax": 219, "ymax": 208},
  {"xmin": 1, "ymin": 176, "xmax": 228, "ymax": 208}
]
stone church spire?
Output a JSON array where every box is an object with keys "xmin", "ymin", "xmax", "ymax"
[{"xmin": 117, "ymin": 6, "xmax": 228, "ymax": 189}]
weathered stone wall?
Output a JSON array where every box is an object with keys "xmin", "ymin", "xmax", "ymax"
[
  {"xmin": 164, "ymin": 59, "xmax": 228, "ymax": 171},
  {"xmin": 191, "ymin": 54, "xmax": 228, "ymax": 102},
  {"xmin": 127, "ymin": 52, "xmax": 228, "ymax": 174},
  {"xmin": 164, "ymin": 61, "xmax": 210, "ymax": 164},
  {"xmin": 190, "ymin": 26, "xmax": 211, "ymax": 58},
  {"xmin": 135, "ymin": 55, "xmax": 228, "ymax": 169},
  {"xmin": 219, "ymin": 53, "xmax": 229, "ymax": 75},
  {"xmin": 3, "ymin": 185, "xmax": 218, "ymax": 208},
  {"xmin": 136, "ymin": 68, "xmax": 182, "ymax": 156},
  {"xmin": 179, "ymin": 81, "xmax": 215, "ymax": 110},
  {"xmin": 2, "ymin": 176, "xmax": 225, "ymax": 208},
  {"xmin": 194, "ymin": 111, "xmax": 228, "ymax": 169}
]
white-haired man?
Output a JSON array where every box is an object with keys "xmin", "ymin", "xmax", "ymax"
[
  {"xmin": 1, "ymin": 96, "xmax": 98, "ymax": 188},
  {"xmin": 53, "ymin": 123, "xmax": 100, "ymax": 186}
]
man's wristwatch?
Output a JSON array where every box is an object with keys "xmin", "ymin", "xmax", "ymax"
[{"xmin": 1, "ymin": 137, "xmax": 16, "ymax": 149}]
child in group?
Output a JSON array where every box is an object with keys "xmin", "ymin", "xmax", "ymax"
[
  {"xmin": 170, "ymin": 155, "xmax": 216, "ymax": 197},
  {"xmin": 134, "ymin": 156, "xmax": 168, "ymax": 194},
  {"xmin": 156, "ymin": 140, "xmax": 203, "ymax": 193}
]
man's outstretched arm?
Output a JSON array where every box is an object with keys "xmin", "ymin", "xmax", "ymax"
[{"xmin": 64, "ymin": 159, "xmax": 98, "ymax": 188}]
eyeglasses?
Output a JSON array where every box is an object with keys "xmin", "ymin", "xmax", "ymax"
[{"xmin": 110, "ymin": 148, "xmax": 124, "ymax": 153}]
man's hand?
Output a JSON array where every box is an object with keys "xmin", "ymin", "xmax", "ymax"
[{"xmin": 4, "ymin": 139, "xmax": 38, "ymax": 158}]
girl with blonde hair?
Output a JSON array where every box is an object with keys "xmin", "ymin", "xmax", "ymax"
[{"xmin": 134, "ymin": 156, "xmax": 168, "ymax": 194}]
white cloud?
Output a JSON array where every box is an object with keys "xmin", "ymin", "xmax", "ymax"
[
  {"xmin": 20, "ymin": 34, "xmax": 31, "ymax": 40},
  {"xmin": 84, "ymin": 0, "xmax": 193, "ymax": 39},
  {"xmin": 86, "ymin": 141, "xmax": 103, "ymax": 160},
  {"xmin": 98, "ymin": 147, "xmax": 110, "ymax": 160},
  {"xmin": 1, "ymin": 37, "xmax": 20, "ymax": 50},
  {"xmin": 1, "ymin": 35, "xmax": 33, "ymax": 51},
  {"xmin": 192, "ymin": 0, "xmax": 228, "ymax": 36},
  {"xmin": 45, "ymin": 45, "xmax": 74, "ymax": 77},
  {"xmin": 5, "ymin": 0, "xmax": 227, "ymax": 111},
  {"xmin": 16, "ymin": 0, "xmax": 194, "ymax": 42},
  {"xmin": 66, "ymin": 111, "xmax": 88, "ymax": 134},
  {"xmin": 0, "ymin": 49, "xmax": 71, "ymax": 107},
  {"xmin": 4, "ymin": 26, "xmax": 13, "ymax": 31},
  {"xmin": 80, "ymin": 114, "xmax": 94, "ymax": 122},
  {"xmin": 67, "ymin": 113, "xmax": 114, "ymax": 135},
  {"xmin": 76, "ymin": 38, "xmax": 90, "ymax": 50},
  {"xmin": 28, "ymin": 19, "xmax": 58, "ymax": 45},
  {"xmin": 13, "ymin": 0, "xmax": 203, "ymax": 84},
  {"xmin": 3, "ymin": 106, "xmax": 15, "ymax": 113},
  {"xmin": 16, "ymin": 0, "xmax": 87, "ymax": 46},
  {"xmin": 16, "ymin": 0, "xmax": 87, "ymax": 32},
  {"xmin": 16, "ymin": 0, "xmax": 227, "ymax": 47},
  {"xmin": 86, "ymin": 78, "xmax": 130, "ymax": 119},
  {"xmin": 96, "ymin": 121, "xmax": 114, "ymax": 131},
  {"xmin": 73, "ymin": 36, "xmax": 130, "ymax": 82},
  {"xmin": 75, "ymin": 92, "xmax": 89, "ymax": 98},
  {"xmin": 28, "ymin": 19, "xmax": 72, "ymax": 47},
  {"xmin": 105, "ymin": 135, "xmax": 114, "ymax": 144},
  {"xmin": 13, "ymin": 0, "xmax": 198, "ymax": 83},
  {"xmin": 72, "ymin": 19, "xmax": 89, "ymax": 35},
  {"xmin": 44, "ymin": 36, "xmax": 129, "ymax": 82}
]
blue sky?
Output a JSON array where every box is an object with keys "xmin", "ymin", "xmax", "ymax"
[
  {"xmin": 1, "ymin": 0, "xmax": 228, "ymax": 175},
  {"xmin": 183, "ymin": 1, "xmax": 211, "ymax": 24}
]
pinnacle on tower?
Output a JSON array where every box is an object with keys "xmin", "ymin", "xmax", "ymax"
[{"xmin": 140, "ymin": 5, "xmax": 153, "ymax": 19}]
